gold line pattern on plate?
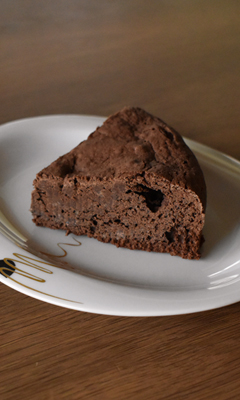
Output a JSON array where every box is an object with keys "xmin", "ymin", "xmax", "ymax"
[
  {"xmin": 1, "ymin": 238, "xmax": 83, "ymax": 304},
  {"xmin": 40, "ymin": 237, "xmax": 82, "ymax": 266}
]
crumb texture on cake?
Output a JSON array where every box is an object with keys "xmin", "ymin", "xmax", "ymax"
[{"xmin": 31, "ymin": 107, "xmax": 206, "ymax": 259}]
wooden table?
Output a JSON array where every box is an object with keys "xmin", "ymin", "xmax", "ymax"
[{"xmin": 1, "ymin": 1, "xmax": 240, "ymax": 399}]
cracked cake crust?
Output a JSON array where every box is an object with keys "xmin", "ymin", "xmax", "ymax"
[{"xmin": 31, "ymin": 107, "xmax": 206, "ymax": 259}]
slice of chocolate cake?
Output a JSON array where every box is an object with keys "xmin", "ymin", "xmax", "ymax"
[{"xmin": 31, "ymin": 107, "xmax": 206, "ymax": 259}]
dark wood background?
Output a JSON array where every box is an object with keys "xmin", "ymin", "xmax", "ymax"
[{"xmin": 1, "ymin": 1, "xmax": 240, "ymax": 399}]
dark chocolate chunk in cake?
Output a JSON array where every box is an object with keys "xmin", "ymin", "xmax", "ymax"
[{"xmin": 31, "ymin": 107, "xmax": 206, "ymax": 259}]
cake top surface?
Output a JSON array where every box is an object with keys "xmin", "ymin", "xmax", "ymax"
[{"xmin": 39, "ymin": 107, "xmax": 206, "ymax": 208}]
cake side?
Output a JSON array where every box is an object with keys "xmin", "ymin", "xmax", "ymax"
[{"xmin": 31, "ymin": 173, "xmax": 205, "ymax": 260}]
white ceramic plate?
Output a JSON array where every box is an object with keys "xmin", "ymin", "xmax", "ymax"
[{"xmin": 0, "ymin": 115, "xmax": 240, "ymax": 316}]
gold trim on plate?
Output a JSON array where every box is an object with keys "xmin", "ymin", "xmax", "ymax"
[{"xmin": 1, "ymin": 238, "xmax": 83, "ymax": 304}]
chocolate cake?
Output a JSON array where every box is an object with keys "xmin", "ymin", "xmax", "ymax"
[{"xmin": 31, "ymin": 107, "xmax": 206, "ymax": 259}]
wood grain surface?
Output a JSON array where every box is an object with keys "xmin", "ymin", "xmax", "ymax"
[{"xmin": 0, "ymin": 1, "xmax": 240, "ymax": 399}]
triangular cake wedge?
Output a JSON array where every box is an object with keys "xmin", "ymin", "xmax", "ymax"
[{"xmin": 31, "ymin": 107, "xmax": 206, "ymax": 259}]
